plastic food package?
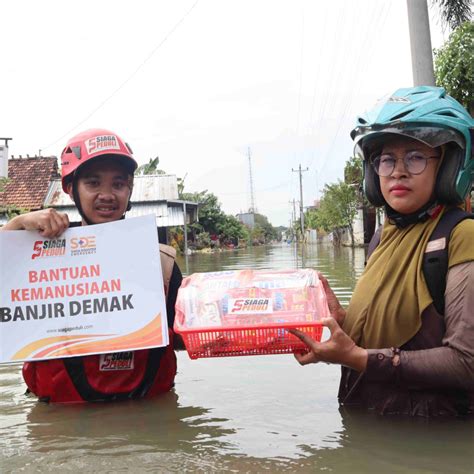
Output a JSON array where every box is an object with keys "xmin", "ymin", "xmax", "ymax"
[{"xmin": 174, "ymin": 269, "xmax": 329, "ymax": 359}]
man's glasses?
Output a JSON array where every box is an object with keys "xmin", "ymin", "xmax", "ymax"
[{"xmin": 371, "ymin": 151, "xmax": 440, "ymax": 177}]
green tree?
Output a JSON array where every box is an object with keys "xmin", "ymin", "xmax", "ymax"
[
  {"xmin": 180, "ymin": 190, "xmax": 249, "ymax": 246},
  {"xmin": 0, "ymin": 178, "xmax": 29, "ymax": 219},
  {"xmin": 344, "ymin": 154, "xmax": 366, "ymax": 207},
  {"xmin": 177, "ymin": 173, "xmax": 187, "ymax": 197},
  {"xmin": 274, "ymin": 226, "xmax": 286, "ymax": 242},
  {"xmin": 195, "ymin": 231, "xmax": 211, "ymax": 250},
  {"xmin": 434, "ymin": 21, "xmax": 474, "ymax": 114},
  {"xmin": 254, "ymin": 213, "xmax": 278, "ymax": 242},
  {"xmin": 431, "ymin": 0, "xmax": 472, "ymax": 30},
  {"xmin": 344, "ymin": 155, "xmax": 363, "ymax": 186},
  {"xmin": 305, "ymin": 208, "xmax": 319, "ymax": 230},
  {"xmin": 218, "ymin": 214, "xmax": 249, "ymax": 245},
  {"xmin": 250, "ymin": 223, "xmax": 265, "ymax": 244},
  {"xmin": 0, "ymin": 177, "xmax": 8, "ymax": 192},
  {"xmin": 317, "ymin": 181, "xmax": 358, "ymax": 247},
  {"xmin": 135, "ymin": 156, "xmax": 166, "ymax": 176},
  {"xmin": 182, "ymin": 191, "xmax": 224, "ymax": 236},
  {"xmin": 0, "ymin": 205, "xmax": 29, "ymax": 220},
  {"xmin": 292, "ymin": 219, "xmax": 301, "ymax": 240}
]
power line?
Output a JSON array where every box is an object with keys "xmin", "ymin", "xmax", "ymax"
[
  {"xmin": 40, "ymin": 0, "xmax": 200, "ymax": 153},
  {"xmin": 295, "ymin": 5, "xmax": 305, "ymax": 140},
  {"xmin": 306, "ymin": 2, "xmax": 329, "ymax": 139},
  {"xmin": 204, "ymin": 179, "xmax": 292, "ymax": 197},
  {"xmin": 317, "ymin": 1, "xmax": 391, "ymax": 181}
]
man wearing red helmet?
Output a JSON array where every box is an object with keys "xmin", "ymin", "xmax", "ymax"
[{"xmin": 1, "ymin": 129, "xmax": 184, "ymax": 403}]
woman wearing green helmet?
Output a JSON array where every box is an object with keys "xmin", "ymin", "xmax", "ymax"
[{"xmin": 291, "ymin": 86, "xmax": 474, "ymax": 417}]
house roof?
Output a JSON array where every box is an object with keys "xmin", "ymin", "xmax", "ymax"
[
  {"xmin": 44, "ymin": 174, "xmax": 179, "ymax": 207},
  {"xmin": 43, "ymin": 201, "xmax": 198, "ymax": 227},
  {"xmin": 0, "ymin": 156, "xmax": 59, "ymax": 210},
  {"xmin": 42, "ymin": 174, "xmax": 198, "ymax": 227}
]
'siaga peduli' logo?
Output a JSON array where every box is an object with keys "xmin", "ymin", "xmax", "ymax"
[
  {"xmin": 85, "ymin": 135, "xmax": 120, "ymax": 155},
  {"xmin": 31, "ymin": 239, "xmax": 66, "ymax": 260}
]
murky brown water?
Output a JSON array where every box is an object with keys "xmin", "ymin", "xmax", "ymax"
[{"xmin": 1, "ymin": 243, "xmax": 473, "ymax": 473}]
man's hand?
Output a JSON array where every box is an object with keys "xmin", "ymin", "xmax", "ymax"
[
  {"xmin": 289, "ymin": 317, "xmax": 367, "ymax": 372},
  {"xmin": 1, "ymin": 209, "xmax": 69, "ymax": 238}
]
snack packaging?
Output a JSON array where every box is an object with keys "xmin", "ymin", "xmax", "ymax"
[{"xmin": 174, "ymin": 269, "xmax": 329, "ymax": 359}]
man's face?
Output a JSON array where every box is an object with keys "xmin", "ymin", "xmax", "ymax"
[{"xmin": 68, "ymin": 159, "xmax": 133, "ymax": 224}]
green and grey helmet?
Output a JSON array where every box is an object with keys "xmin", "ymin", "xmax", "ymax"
[{"xmin": 351, "ymin": 86, "xmax": 473, "ymax": 207}]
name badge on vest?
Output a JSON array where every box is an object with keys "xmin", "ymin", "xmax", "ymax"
[
  {"xmin": 99, "ymin": 352, "xmax": 134, "ymax": 371},
  {"xmin": 425, "ymin": 237, "xmax": 446, "ymax": 253}
]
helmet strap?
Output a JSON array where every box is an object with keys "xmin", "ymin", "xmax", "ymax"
[{"xmin": 385, "ymin": 199, "xmax": 441, "ymax": 229}]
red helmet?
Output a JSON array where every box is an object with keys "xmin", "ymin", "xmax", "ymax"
[{"xmin": 60, "ymin": 128, "xmax": 138, "ymax": 192}]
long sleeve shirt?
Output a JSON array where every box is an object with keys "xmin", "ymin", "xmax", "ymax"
[{"xmin": 338, "ymin": 261, "xmax": 474, "ymax": 416}]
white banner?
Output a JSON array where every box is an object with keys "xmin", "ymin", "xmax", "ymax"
[{"xmin": 0, "ymin": 215, "xmax": 169, "ymax": 363}]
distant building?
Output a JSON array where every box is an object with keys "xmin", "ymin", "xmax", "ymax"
[
  {"xmin": 236, "ymin": 212, "xmax": 255, "ymax": 229},
  {"xmin": 0, "ymin": 156, "xmax": 198, "ymax": 244}
]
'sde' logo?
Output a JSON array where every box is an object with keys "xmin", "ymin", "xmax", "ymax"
[{"xmin": 70, "ymin": 236, "xmax": 96, "ymax": 250}]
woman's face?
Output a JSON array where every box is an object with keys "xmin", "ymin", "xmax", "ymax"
[
  {"xmin": 378, "ymin": 136, "xmax": 441, "ymax": 215},
  {"xmin": 68, "ymin": 159, "xmax": 133, "ymax": 224}
]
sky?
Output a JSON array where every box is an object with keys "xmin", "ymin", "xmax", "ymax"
[{"xmin": 1, "ymin": 0, "xmax": 450, "ymax": 226}]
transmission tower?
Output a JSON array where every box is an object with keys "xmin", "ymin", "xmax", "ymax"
[{"xmin": 247, "ymin": 147, "xmax": 256, "ymax": 213}]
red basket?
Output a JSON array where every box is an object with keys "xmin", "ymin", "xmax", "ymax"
[
  {"xmin": 174, "ymin": 269, "xmax": 328, "ymax": 359},
  {"xmin": 175, "ymin": 322, "xmax": 323, "ymax": 359}
]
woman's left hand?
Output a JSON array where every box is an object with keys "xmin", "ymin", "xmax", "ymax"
[{"xmin": 289, "ymin": 317, "xmax": 368, "ymax": 372}]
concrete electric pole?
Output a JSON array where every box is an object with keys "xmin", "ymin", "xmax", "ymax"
[
  {"xmin": 406, "ymin": 0, "xmax": 435, "ymax": 86},
  {"xmin": 292, "ymin": 164, "xmax": 309, "ymax": 240}
]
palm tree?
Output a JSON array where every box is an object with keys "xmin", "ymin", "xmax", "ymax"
[{"xmin": 432, "ymin": 0, "xmax": 472, "ymax": 30}]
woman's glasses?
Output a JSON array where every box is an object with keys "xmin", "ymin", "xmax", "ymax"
[{"xmin": 372, "ymin": 151, "xmax": 440, "ymax": 177}]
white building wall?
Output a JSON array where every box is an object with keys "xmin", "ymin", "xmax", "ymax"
[
  {"xmin": 305, "ymin": 229, "xmax": 318, "ymax": 243},
  {"xmin": 353, "ymin": 208, "xmax": 365, "ymax": 245},
  {"xmin": 0, "ymin": 144, "xmax": 8, "ymax": 178},
  {"xmin": 341, "ymin": 208, "xmax": 365, "ymax": 247}
]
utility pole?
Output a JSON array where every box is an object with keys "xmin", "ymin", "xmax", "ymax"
[
  {"xmin": 292, "ymin": 164, "xmax": 308, "ymax": 240},
  {"xmin": 183, "ymin": 201, "xmax": 189, "ymax": 275},
  {"xmin": 406, "ymin": 0, "xmax": 435, "ymax": 86}
]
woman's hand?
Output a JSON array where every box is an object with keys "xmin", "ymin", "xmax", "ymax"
[
  {"xmin": 289, "ymin": 317, "xmax": 368, "ymax": 372},
  {"xmin": 318, "ymin": 272, "xmax": 346, "ymax": 326},
  {"xmin": 1, "ymin": 209, "xmax": 69, "ymax": 238}
]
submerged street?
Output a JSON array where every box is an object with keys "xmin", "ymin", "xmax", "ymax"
[{"xmin": 1, "ymin": 243, "xmax": 472, "ymax": 472}]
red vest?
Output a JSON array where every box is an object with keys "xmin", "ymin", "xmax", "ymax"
[{"xmin": 22, "ymin": 245, "xmax": 178, "ymax": 403}]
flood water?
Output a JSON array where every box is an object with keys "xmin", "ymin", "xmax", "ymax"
[{"xmin": 1, "ymin": 243, "xmax": 473, "ymax": 473}]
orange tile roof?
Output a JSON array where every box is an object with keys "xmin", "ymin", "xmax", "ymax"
[{"xmin": 0, "ymin": 156, "xmax": 59, "ymax": 210}]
